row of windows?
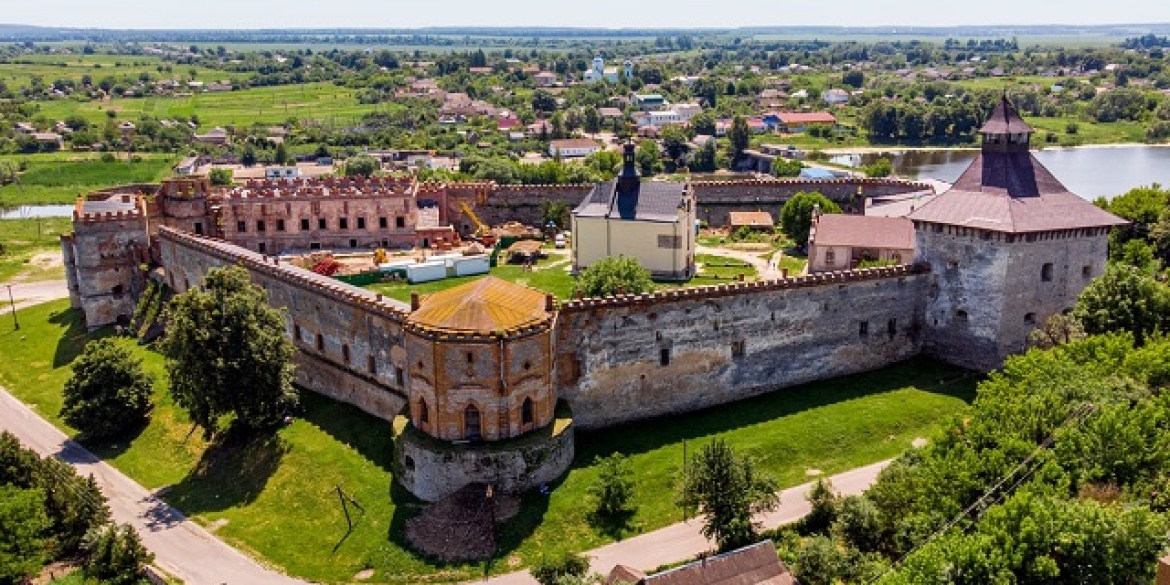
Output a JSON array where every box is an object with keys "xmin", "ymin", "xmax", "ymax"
[
  {"xmin": 237, "ymin": 216, "xmax": 407, "ymax": 233},
  {"xmin": 293, "ymin": 324, "xmax": 405, "ymax": 386},
  {"xmin": 416, "ymin": 397, "xmax": 535, "ymax": 440}
]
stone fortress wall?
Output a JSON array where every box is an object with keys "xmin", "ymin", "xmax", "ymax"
[
  {"xmin": 157, "ymin": 227, "xmax": 928, "ymax": 433},
  {"xmin": 158, "ymin": 228, "xmax": 411, "ymax": 422},
  {"xmin": 555, "ymin": 266, "xmax": 929, "ymax": 429}
]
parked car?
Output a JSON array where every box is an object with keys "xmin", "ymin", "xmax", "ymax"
[{"xmin": 554, "ymin": 233, "xmax": 566, "ymax": 248}]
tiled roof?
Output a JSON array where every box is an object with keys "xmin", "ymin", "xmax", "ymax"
[
  {"xmin": 407, "ymin": 276, "xmax": 550, "ymax": 334},
  {"xmin": 729, "ymin": 211, "xmax": 775, "ymax": 227},
  {"xmin": 622, "ymin": 541, "xmax": 796, "ymax": 585},
  {"xmin": 573, "ymin": 180, "xmax": 688, "ymax": 223},
  {"xmin": 777, "ymin": 112, "xmax": 837, "ymax": 124},
  {"xmin": 550, "ymin": 139, "xmax": 602, "ymax": 150},
  {"xmin": 906, "ymin": 151, "xmax": 1127, "ymax": 233},
  {"xmin": 812, "ymin": 214, "xmax": 915, "ymax": 249},
  {"xmin": 979, "ymin": 95, "xmax": 1034, "ymax": 134}
]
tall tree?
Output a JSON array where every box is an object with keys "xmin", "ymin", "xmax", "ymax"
[
  {"xmin": 780, "ymin": 191, "xmax": 842, "ymax": 246},
  {"xmin": 727, "ymin": 115, "xmax": 751, "ymax": 162},
  {"xmin": 0, "ymin": 486, "xmax": 49, "ymax": 583},
  {"xmin": 60, "ymin": 338, "xmax": 154, "ymax": 440},
  {"xmin": 160, "ymin": 265, "xmax": 297, "ymax": 438},
  {"xmin": 1074, "ymin": 263, "xmax": 1170, "ymax": 345},
  {"xmin": 81, "ymin": 523, "xmax": 154, "ymax": 585},
  {"xmin": 677, "ymin": 439, "xmax": 779, "ymax": 552}
]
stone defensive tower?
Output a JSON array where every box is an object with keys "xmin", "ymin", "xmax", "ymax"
[{"xmin": 908, "ymin": 96, "xmax": 1126, "ymax": 370}]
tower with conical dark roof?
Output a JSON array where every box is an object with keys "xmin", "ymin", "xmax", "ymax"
[{"xmin": 907, "ymin": 95, "xmax": 1127, "ymax": 370}]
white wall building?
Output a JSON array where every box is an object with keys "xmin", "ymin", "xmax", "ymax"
[
  {"xmin": 584, "ymin": 57, "xmax": 621, "ymax": 83},
  {"xmin": 549, "ymin": 139, "xmax": 603, "ymax": 158},
  {"xmin": 571, "ymin": 144, "xmax": 696, "ymax": 281}
]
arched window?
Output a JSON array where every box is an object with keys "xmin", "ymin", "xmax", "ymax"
[
  {"xmin": 522, "ymin": 397, "xmax": 535, "ymax": 426},
  {"xmin": 464, "ymin": 404, "xmax": 481, "ymax": 441},
  {"xmin": 418, "ymin": 398, "xmax": 429, "ymax": 424}
]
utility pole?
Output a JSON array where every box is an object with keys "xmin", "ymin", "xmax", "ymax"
[{"xmin": 6, "ymin": 284, "xmax": 18, "ymax": 330}]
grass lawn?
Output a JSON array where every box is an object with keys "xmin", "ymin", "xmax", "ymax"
[
  {"xmin": 35, "ymin": 82, "xmax": 402, "ymax": 129},
  {"xmin": 694, "ymin": 253, "xmax": 758, "ymax": 281},
  {"xmin": 0, "ymin": 299, "xmax": 975, "ymax": 583},
  {"xmin": 0, "ymin": 154, "xmax": 177, "ymax": 206},
  {"xmin": 0, "ymin": 217, "xmax": 72, "ymax": 282},
  {"xmin": 367, "ymin": 254, "xmax": 578, "ymax": 303}
]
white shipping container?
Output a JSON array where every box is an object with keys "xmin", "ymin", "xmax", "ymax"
[
  {"xmin": 406, "ymin": 261, "xmax": 447, "ymax": 284},
  {"xmin": 452, "ymin": 255, "xmax": 491, "ymax": 277}
]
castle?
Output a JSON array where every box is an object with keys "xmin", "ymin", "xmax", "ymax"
[{"xmin": 63, "ymin": 97, "xmax": 1124, "ymax": 502}]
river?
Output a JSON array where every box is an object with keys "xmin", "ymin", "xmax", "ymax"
[{"xmin": 829, "ymin": 145, "xmax": 1170, "ymax": 200}]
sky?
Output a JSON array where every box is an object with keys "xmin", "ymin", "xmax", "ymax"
[{"xmin": 3, "ymin": 0, "xmax": 1169, "ymax": 30}]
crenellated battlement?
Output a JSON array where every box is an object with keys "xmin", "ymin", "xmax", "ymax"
[
  {"xmin": 559, "ymin": 264, "xmax": 925, "ymax": 312},
  {"xmin": 224, "ymin": 175, "xmax": 418, "ymax": 200},
  {"xmin": 690, "ymin": 177, "xmax": 935, "ymax": 190},
  {"xmin": 158, "ymin": 227, "xmax": 411, "ymax": 322}
]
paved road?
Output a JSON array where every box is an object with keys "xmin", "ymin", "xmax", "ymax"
[
  {"xmin": 481, "ymin": 460, "xmax": 890, "ymax": 585},
  {"xmin": 0, "ymin": 386, "xmax": 309, "ymax": 585},
  {"xmin": 2, "ymin": 279, "xmax": 69, "ymax": 312}
]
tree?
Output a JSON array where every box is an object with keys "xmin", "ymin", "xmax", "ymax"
[
  {"xmin": 842, "ymin": 70, "xmax": 865, "ymax": 89},
  {"xmin": 587, "ymin": 453, "xmax": 635, "ymax": 524},
  {"xmin": 1074, "ymin": 263, "xmax": 1170, "ymax": 344},
  {"xmin": 532, "ymin": 89, "xmax": 557, "ymax": 113},
  {"xmin": 344, "ymin": 154, "xmax": 380, "ymax": 177},
  {"xmin": 60, "ymin": 338, "xmax": 154, "ymax": 440},
  {"xmin": 240, "ymin": 143, "xmax": 257, "ymax": 167},
  {"xmin": 576, "ymin": 256, "xmax": 655, "ymax": 298},
  {"xmin": 274, "ymin": 142, "xmax": 292, "ymax": 166},
  {"xmin": 677, "ymin": 439, "xmax": 779, "ymax": 552},
  {"xmin": 802, "ymin": 478, "xmax": 839, "ymax": 534},
  {"xmin": 780, "ymin": 191, "xmax": 841, "ymax": 246},
  {"xmin": 160, "ymin": 265, "xmax": 297, "ymax": 438},
  {"xmin": 531, "ymin": 552, "xmax": 590, "ymax": 585},
  {"xmin": 727, "ymin": 115, "xmax": 751, "ymax": 162},
  {"xmin": 208, "ymin": 167, "xmax": 234, "ymax": 186},
  {"xmin": 690, "ymin": 111, "xmax": 716, "ymax": 136},
  {"xmin": 772, "ymin": 158, "xmax": 805, "ymax": 178},
  {"xmin": 0, "ymin": 486, "xmax": 49, "ymax": 583},
  {"xmin": 691, "ymin": 139, "xmax": 717, "ymax": 172},
  {"xmin": 1028, "ymin": 313, "xmax": 1087, "ymax": 350},
  {"xmin": 659, "ymin": 125, "xmax": 691, "ymax": 167},
  {"xmin": 81, "ymin": 523, "xmax": 154, "ymax": 585},
  {"xmin": 635, "ymin": 139, "xmax": 661, "ymax": 176},
  {"xmin": 582, "ymin": 106, "xmax": 601, "ymax": 135},
  {"xmin": 864, "ymin": 157, "xmax": 893, "ymax": 178},
  {"xmin": 540, "ymin": 198, "xmax": 571, "ymax": 230},
  {"xmin": 0, "ymin": 160, "xmax": 18, "ymax": 185}
]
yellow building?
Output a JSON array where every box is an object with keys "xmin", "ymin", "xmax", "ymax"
[{"xmin": 571, "ymin": 143, "xmax": 696, "ymax": 281}]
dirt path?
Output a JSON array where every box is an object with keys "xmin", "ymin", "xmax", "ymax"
[
  {"xmin": 696, "ymin": 245, "xmax": 782, "ymax": 279},
  {"xmin": 1, "ymin": 280, "xmax": 70, "ymax": 312}
]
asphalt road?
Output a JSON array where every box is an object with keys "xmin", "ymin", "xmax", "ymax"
[
  {"xmin": 0, "ymin": 387, "xmax": 309, "ymax": 585},
  {"xmin": 2, "ymin": 279, "xmax": 69, "ymax": 311}
]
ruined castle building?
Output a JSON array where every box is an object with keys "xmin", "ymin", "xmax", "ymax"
[
  {"xmin": 61, "ymin": 194, "xmax": 152, "ymax": 327},
  {"xmin": 404, "ymin": 277, "xmax": 557, "ymax": 442},
  {"xmin": 907, "ymin": 96, "xmax": 1127, "ymax": 371}
]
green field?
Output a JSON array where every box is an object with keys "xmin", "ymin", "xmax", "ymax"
[
  {"xmin": 0, "ymin": 217, "xmax": 71, "ymax": 282},
  {"xmin": 0, "ymin": 154, "xmax": 176, "ymax": 205},
  {"xmin": 0, "ymin": 299, "xmax": 975, "ymax": 583},
  {"xmin": 34, "ymin": 82, "xmax": 403, "ymax": 129},
  {"xmin": 0, "ymin": 53, "xmax": 236, "ymax": 90}
]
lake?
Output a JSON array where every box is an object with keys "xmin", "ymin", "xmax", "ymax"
[{"xmin": 828, "ymin": 145, "xmax": 1170, "ymax": 200}]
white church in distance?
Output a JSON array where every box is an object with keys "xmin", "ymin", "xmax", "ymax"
[{"xmin": 584, "ymin": 57, "xmax": 633, "ymax": 83}]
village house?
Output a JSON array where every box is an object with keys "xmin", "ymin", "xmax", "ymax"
[
  {"xmin": 808, "ymin": 213, "xmax": 916, "ymax": 273},
  {"xmin": 607, "ymin": 541, "xmax": 795, "ymax": 585},
  {"xmin": 549, "ymin": 138, "xmax": 602, "ymax": 158},
  {"xmin": 771, "ymin": 111, "xmax": 838, "ymax": 133},
  {"xmin": 533, "ymin": 71, "xmax": 558, "ymax": 87}
]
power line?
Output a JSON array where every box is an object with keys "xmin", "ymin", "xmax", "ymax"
[{"xmin": 871, "ymin": 402, "xmax": 1096, "ymax": 582}]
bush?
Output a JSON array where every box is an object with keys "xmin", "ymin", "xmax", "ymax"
[
  {"xmin": 531, "ymin": 552, "xmax": 590, "ymax": 585},
  {"xmin": 576, "ymin": 256, "xmax": 655, "ymax": 298},
  {"xmin": 832, "ymin": 495, "xmax": 882, "ymax": 552},
  {"xmin": 208, "ymin": 167, "xmax": 233, "ymax": 186},
  {"xmin": 780, "ymin": 191, "xmax": 841, "ymax": 245},
  {"xmin": 344, "ymin": 154, "xmax": 380, "ymax": 177},
  {"xmin": 587, "ymin": 453, "xmax": 635, "ymax": 525}
]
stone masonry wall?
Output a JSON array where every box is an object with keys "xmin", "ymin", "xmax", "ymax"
[
  {"xmin": 554, "ymin": 266, "xmax": 929, "ymax": 430},
  {"xmin": 158, "ymin": 228, "xmax": 410, "ymax": 421}
]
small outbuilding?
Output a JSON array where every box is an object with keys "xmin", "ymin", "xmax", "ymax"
[
  {"xmin": 807, "ymin": 213, "xmax": 915, "ymax": 273},
  {"xmin": 728, "ymin": 211, "xmax": 775, "ymax": 231}
]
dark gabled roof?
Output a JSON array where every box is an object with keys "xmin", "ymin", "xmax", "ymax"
[
  {"xmin": 573, "ymin": 180, "xmax": 688, "ymax": 223},
  {"xmin": 906, "ymin": 151, "xmax": 1127, "ymax": 233},
  {"xmin": 633, "ymin": 541, "xmax": 796, "ymax": 585},
  {"xmin": 979, "ymin": 95, "xmax": 1034, "ymax": 135}
]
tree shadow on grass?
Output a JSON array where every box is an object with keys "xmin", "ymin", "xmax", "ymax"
[
  {"xmin": 162, "ymin": 427, "xmax": 287, "ymax": 515},
  {"xmin": 81, "ymin": 416, "xmax": 150, "ymax": 461},
  {"xmin": 572, "ymin": 356, "xmax": 979, "ymax": 467},
  {"xmin": 296, "ymin": 391, "xmax": 395, "ymax": 472},
  {"xmin": 49, "ymin": 307, "xmax": 101, "ymax": 368},
  {"xmin": 587, "ymin": 508, "xmax": 637, "ymax": 541}
]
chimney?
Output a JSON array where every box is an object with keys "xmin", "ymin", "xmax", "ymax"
[{"xmin": 410, "ymin": 292, "xmax": 420, "ymax": 312}]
